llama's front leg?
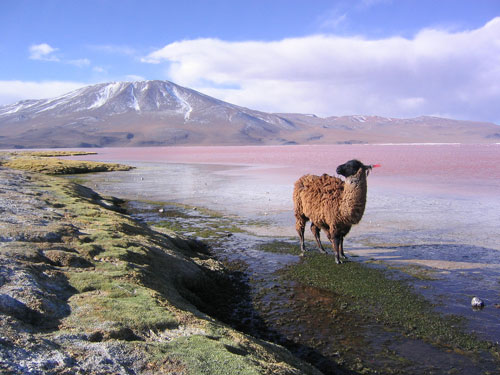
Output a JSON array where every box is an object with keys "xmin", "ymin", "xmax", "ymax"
[
  {"xmin": 329, "ymin": 232, "xmax": 343, "ymax": 264},
  {"xmin": 311, "ymin": 223, "xmax": 327, "ymax": 254}
]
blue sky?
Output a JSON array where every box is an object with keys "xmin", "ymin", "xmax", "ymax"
[{"xmin": 1, "ymin": 0, "xmax": 500, "ymax": 123}]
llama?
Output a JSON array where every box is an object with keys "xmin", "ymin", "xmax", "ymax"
[{"xmin": 293, "ymin": 159, "xmax": 376, "ymax": 264}]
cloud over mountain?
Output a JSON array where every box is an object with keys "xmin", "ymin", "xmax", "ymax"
[{"xmin": 144, "ymin": 17, "xmax": 500, "ymax": 123}]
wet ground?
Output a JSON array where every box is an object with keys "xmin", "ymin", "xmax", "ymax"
[{"xmin": 123, "ymin": 200, "xmax": 499, "ymax": 374}]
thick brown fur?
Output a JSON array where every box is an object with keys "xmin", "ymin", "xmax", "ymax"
[{"xmin": 293, "ymin": 167, "xmax": 368, "ymax": 264}]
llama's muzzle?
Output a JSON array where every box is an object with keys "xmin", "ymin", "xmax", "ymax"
[{"xmin": 365, "ymin": 164, "xmax": 380, "ymax": 176}]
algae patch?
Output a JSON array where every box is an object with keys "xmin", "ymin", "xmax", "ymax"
[
  {"xmin": 284, "ymin": 254, "xmax": 492, "ymax": 352},
  {"xmin": 257, "ymin": 240, "xmax": 302, "ymax": 256}
]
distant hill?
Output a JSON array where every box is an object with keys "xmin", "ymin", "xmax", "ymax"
[{"xmin": 0, "ymin": 80, "xmax": 498, "ymax": 148}]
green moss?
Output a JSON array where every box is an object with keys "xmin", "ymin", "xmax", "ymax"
[
  {"xmin": 368, "ymin": 260, "xmax": 441, "ymax": 281},
  {"xmin": 66, "ymin": 280, "xmax": 178, "ymax": 332},
  {"xmin": 153, "ymin": 220, "xmax": 187, "ymax": 234},
  {"xmin": 166, "ymin": 335, "xmax": 261, "ymax": 375},
  {"xmin": 7, "ymin": 151, "xmax": 98, "ymax": 157},
  {"xmin": 1, "ymin": 151, "xmax": 132, "ymax": 175},
  {"xmin": 4, "ymin": 157, "xmax": 133, "ymax": 175},
  {"xmin": 285, "ymin": 254, "xmax": 489, "ymax": 352},
  {"xmin": 257, "ymin": 240, "xmax": 302, "ymax": 255}
]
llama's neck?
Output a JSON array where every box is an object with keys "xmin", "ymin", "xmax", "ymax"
[{"xmin": 340, "ymin": 175, "xmax": 367, "ymax": 224}]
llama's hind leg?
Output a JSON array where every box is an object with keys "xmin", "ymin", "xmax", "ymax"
[
  {"xmin": 295, "ymin": 216, "xmax": 307, "ymax": 255},
  {"xmin": 339, "ymin": 237, "xmax": 348, "ymax": 260},
  {"xmin": 310, "ymin": 223, "xmax": 327, "ymax": 254}
]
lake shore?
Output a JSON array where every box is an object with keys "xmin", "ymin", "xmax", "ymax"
[{"xmin": 0, "ymin": 166, "xmax": 320, "ymax": 375}]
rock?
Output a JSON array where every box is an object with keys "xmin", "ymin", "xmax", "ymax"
[
  {"xmin": 43, "ymin": 250, "xmax": 92, "ymax": 268},
  {"xmin": 471, "ymin": 297, "xmax": 484, "ymax": 310},
  {"xmin": 0, "ymin": 293, "xmax": 38, "ymax": 323}
]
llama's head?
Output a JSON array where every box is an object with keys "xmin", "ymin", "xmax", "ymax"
[{"xmin": 336, "ymin": 159, "xmax": 372, "ymax": 178}]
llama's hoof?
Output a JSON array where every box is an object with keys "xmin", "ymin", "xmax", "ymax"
[{"xmin": 335, "ymin": 258, "xmax": 342, "ymax": 264}]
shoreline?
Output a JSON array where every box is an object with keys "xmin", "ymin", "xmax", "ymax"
[{"xmin": 0, "ymin": 166, "xmax": 321, "ymax": 375}]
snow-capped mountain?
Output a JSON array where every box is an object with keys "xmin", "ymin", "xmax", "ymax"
[
  {"xmin": 0, "ymin": 80, "xmax": 498, "ymax": 148},
  {"xmin": 0, "ymin": 80, "xmax": 301, "ymax": 148}
]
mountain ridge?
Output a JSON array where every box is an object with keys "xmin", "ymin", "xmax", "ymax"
[{"xmin": 0, "ymin": 80, "xmax": 498, "ymax": 148}]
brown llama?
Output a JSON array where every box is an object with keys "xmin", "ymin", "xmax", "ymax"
[{"xmin": 293, "ymin": 159, "xmax": 377, "ymax": 264}]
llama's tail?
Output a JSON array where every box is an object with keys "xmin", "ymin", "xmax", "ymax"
[{"xmin": 293, "ymin": 178, "xmax": 306, "ymax": 216}]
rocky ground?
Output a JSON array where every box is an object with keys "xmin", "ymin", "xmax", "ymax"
[{"xmin": 0, "ymin": 166, "xmax": 319, "ymax": 375}]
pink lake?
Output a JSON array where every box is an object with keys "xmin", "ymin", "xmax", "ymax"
[{"xmin": 67, "ymin": 143, "xmax": 500, "ymax": 197}]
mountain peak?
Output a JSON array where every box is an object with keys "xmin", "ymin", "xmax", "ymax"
[{"xmin": 0, "ymin": 80, "xmax": 201, "ymax": 119}]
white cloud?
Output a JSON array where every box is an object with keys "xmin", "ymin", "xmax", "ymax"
[
  {"xmin": 28, "ymin": 44, "xmax": 92, "ymax": 68},
  {"xmin": 93, "ymin": 66, "xmax": 106, "ymax": 73},
  {"xmin": 0, "ymin": 80, "xmax": 87, "ymax": 106},
  {"xmin": 143, "ymin": 17, "xmax": 500, "ymax": 123},
  {"xmin": 125, "ymin": 75, "xmax": 146, "ymax": 82},
  {"xmin": 29, "ymin": 43, "xmax": 59, "ymax": 61},
  {"xmin": 89, "ymin": 44, "xmax": 137, "ymax": 56},
  {"xmin": 67, "ymin": 58, "xmax": 91, "ymax": 67},
  {"xmin": 359, "ymin": 0, "xmax": 392, "ymax": 9},
  {"xmin": 317, "ymin": 8, "xmax": 348, "ymax": 31}
]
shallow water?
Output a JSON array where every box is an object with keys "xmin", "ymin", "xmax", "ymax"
[
  {"xmin": 125, "ymin": 199, "xmax": 499, "ymax": 374},
  {"xmin": 67, "ymin": 144, "xmax": 500, "ymax": 344}
]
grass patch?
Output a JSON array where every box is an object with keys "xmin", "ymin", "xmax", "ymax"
[
  {"xmin": 284, "ymin": 254, "xmax": 491, "ymax": 352},
  {"xmin": 6, "ymin": 151, "xmax": 98, "ymax": 157},
  {"xmin": 66, "ymin": 283, "xmax": 179, "ymax": 333},
  {"xmin": 0, "ymin": 150, "xmax": 132, "ymax": 175},
  {"xmin": 166, "ymin": 335, "xmax": 261, "ymax": 375},
  {"xmin": 3, "ymin": 157, "xmax": 132, "ymax": 175}
]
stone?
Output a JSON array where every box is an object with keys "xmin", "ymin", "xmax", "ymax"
[{"xmin": 471, "ymin": 297, "xmax": 484, "ymax": 310}]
